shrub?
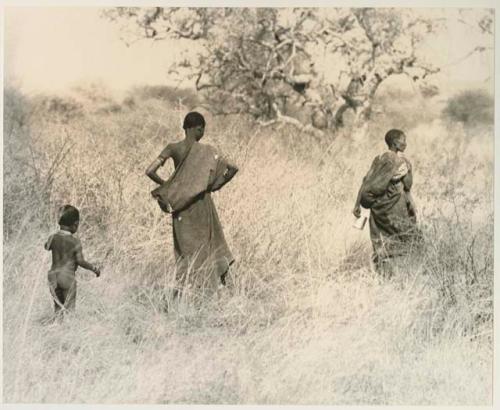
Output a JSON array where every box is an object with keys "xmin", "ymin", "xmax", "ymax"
[
  {"xmin": 442, "ymin": 89, "xmax": 493, "ymax": 126},
  {"xmin": 4, "ymin": 86, "xmax": 30, "ymax": 133},
  {"xmin": 30, "ymin": 94, "xmax": 84, "ymax": 122},
  {"xmin": 131, "ymin": 85, "xmax": 199, "ymax": 108}
]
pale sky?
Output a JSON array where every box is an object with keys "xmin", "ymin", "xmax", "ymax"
[
  {"xmin": 3, "ymin": 7, "xmax": 494, "ymax": 97},
  {"xmin": 4, "ymin": 7, "xmax": 195, "ymax": 96}
]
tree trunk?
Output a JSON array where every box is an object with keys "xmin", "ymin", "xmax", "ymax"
[{"xmin": 332, "ymin": 72, "xmax": 384, "ymax": 129}]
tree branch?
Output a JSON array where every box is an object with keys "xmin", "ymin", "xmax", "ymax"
[{"xmin": 258, "ymin": 102, "xmax": 325, "ymax": 138}]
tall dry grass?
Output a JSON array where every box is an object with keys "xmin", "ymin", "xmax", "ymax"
[{"xmin": 2, "ymin": 84, "xmax": 493, "ymax": 404}]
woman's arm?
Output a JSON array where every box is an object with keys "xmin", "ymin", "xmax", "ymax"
[
  {"xmin": 224, "ymin": 162, "xmax": 239, "ymax": 183},
  {"xmin": 211, "ymin": 161, "xmax": 239, "ymax": 192},
  {"xmin": 400, "ymin": 156, "xmax": 413, "ymax": 191},
  {"xmin": 353, "ymin": 159, "xmax": 377, "ymax": 217},
  {"xmin": 352, "ymin": 178, "xmax": 366, "ymax": 218},
  {"xmin": 146, "ymin": 144, "xmax": 172, "ymax": 185},
  {"xmin": 402, "ymin": 168, "xmax": 413, "ymax": 192},
  {"xmin": 44, "ymin": 234, "xmax": 54, "ymax": 250},
  {"xmin": 406, "ymin": 190, "xmax": 417, "ymax": 218}
]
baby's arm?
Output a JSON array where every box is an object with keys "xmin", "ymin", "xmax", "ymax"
[
  {"xmin": 74, "ymin": 239, "xmax": 100, "ymax": 276},
  {"xmin": 391, "ymin": 162, "xmax": 409, "ymax": 182}
]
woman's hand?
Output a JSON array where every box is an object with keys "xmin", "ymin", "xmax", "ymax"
[
  {"xmin": 157, "ymin": 199, "xmax": 172, "ymax": 214},
  {"xmin": 146, "ymin": 157, "xmax": 167, "ymax": 185},
  {"xmin": 93, "ymin": 264, "xmax": 102, "ymax": 277},
  {"xmin": 352, "ymin": 205, "xmax": 362, "ymax": 218},
  {"xmin": 223, "ymin": 164, "xmax": 238, "ymax": 182}
]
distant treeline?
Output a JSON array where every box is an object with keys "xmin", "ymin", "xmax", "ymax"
[{"xmin": 4, "ymin": 84, "xmax": 493, "ymax": 130}]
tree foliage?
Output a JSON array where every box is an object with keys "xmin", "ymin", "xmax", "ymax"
[{"xmin": 102, "ymin": 7, "xmax": 486, "ymax": 134}]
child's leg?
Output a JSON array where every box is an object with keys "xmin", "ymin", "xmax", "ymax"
[
  {"xmin": 53, "ymin": 286, "xmax": 65, "ymax": 312},
  {"xmin": 48, "ymin": 271, "xmax": 64, "ymax": 312},
  {"xmin": 63, "ymin": 282, "xmax": 77, "ymax": 310},
  {"xmin": 219, "ymin": 267, "xmax": 233, "ymax": 288},
  {"xmin": 220, "ymin": 270, "xmax": 227, "ymax": 286}
]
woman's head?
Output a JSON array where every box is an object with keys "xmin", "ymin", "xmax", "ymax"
[
  {"xmin": 384, "ymin": 129, "xmax": 407, "ymax": 152},
  {"xmin": 183, "ymin": 111, "xmax": 205, "ymax": 141},
  {"xmin": 58, "ymin": 205, "xmax": 80, "ymax": 233}
]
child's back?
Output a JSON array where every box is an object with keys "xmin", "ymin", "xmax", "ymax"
[{"xmin": 46, "ymin": 230, "xmax": 80, "ymax": 289}]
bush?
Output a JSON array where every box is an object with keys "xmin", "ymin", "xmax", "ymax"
[
  {"xmin": 30, "ymin": 94, "xmax": 84, "ymax": 122},
  {"xmin": 4, "ymin": 86, "xmax": 30, "ymax": 133},
  {"xmin": 131, "ymin": 85, "xmax": 199, "ymax": 108},
  {"xmin": 442, "ymin": 89, "xmax": 493, "ymax": 126}
]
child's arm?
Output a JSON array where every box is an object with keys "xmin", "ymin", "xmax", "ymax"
[
  {"xmin": 74, "ymin": 239, "xmax": 100, "ymax": 276},
  {"xmin": 44, "ymin": 234, "xmax": 54, "ymax": 250},
  {"xmin": 146, "ymin": 144, "xmax": 172, "ymax": 185}
]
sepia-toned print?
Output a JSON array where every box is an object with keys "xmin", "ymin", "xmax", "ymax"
[{"xmin": 2, "ymin": 5, "xmax": 494, "ymax": 405}]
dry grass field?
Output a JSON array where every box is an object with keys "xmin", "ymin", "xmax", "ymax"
[{"xmin": 2, "ymin": 83, "xmax": 493, "ymax": 404}]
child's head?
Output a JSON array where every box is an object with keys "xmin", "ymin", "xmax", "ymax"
[
  {"xmin": 384, "ymin": 129, "xmax": 407, "ymax": 152},
  {"xmin": 183, "ymin": 111, "xmax": 205, "ymax": 141},
  {"xmin": 58, "ymin": 205, "xmax": 80, "ymax": 233}
]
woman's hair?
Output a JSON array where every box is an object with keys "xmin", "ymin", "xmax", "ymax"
[
  {"xmin": 58, "ymin": 205, "xmax": 80, "ymax": 226},
  {"xmin": 183, "ymin": 111, "xmax": 205, "ymax": 130},
  {"xmin": 384, "ymin": 129, "xmax": 405, "ymax": 147}
]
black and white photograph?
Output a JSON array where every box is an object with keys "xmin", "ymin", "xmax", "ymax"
[{"xmin": 1, "ymin": 0, "xmax": 496, "ymax": 406}]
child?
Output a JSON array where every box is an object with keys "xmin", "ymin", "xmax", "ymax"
[{"xmin": 45, "ymin": 205, "xmax": 100, "ymax": 313}]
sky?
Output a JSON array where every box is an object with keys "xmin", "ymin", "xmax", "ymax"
[
  {"xmin": 4, "ymin": 7, "xmax": 195, "ymax": 96},
  {"xmin": 3, "ymin": 7, "xmax": 495, "ymax": 98}
]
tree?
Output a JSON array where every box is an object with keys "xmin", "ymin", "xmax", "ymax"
[
  {"xmin": 102, "ymin": 8, "xmax": 457, "ymax": 135},
  {"xmin": 450, "ymin": 9, "xmax": 494, "ymax": 74}
]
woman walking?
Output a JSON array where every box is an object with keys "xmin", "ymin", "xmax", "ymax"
[
  {"xmin": 353, "ymin": 129, "xmax": 419, "ymax": 275},
  {"xmin": 146, "ymin": 112, "xmax": 238, "ymax": 294}
]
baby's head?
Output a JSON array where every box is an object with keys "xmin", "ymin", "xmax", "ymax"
[{"xmin": 58, "ymin": 205, "xmax": 80, "ymax": 233}]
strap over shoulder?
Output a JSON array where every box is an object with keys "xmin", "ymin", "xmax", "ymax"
[
  {"xmin": 151, "ymin": 142, "xmax": 220, "ymax": 212},
  {"xmin": 360, "ymin": 151, "xmax": 406, "ymax": 208}
]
